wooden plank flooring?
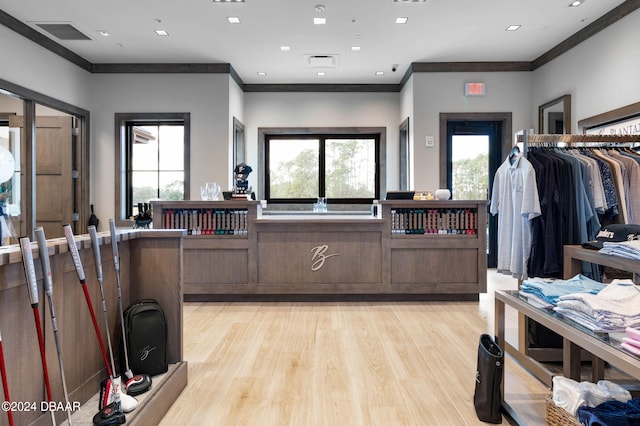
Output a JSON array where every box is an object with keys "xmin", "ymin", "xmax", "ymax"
[{"xmin": 159, "ymin": 271, "xmax": 550, "ymax": 425}]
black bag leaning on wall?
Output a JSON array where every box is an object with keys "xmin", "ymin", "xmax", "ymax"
[
  {"xmin": 473, "ymin": 334, "xmax": 504, "ymax": 424},
  {"xmin": 122, "ymin": 299, "xmax": 168, "ymax": 377}
]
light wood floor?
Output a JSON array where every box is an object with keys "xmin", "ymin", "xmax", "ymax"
[{"xmin": 159, "ymin": 271, "xmax": 550, "ymax": 425}]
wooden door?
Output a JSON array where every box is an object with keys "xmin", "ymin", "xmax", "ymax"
[{"xmin": 9, "ymin": 115, "xmax": 73, "ymax": 239}]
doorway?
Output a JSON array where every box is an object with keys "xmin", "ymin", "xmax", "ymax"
[{"xmin": 440, "ymin": 113, "xmax": 512, "ymax": 268}]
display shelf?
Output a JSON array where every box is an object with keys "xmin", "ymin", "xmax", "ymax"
[{"xmin": 152, "ymin": 200, "xmax": 259, "ymax": 237}]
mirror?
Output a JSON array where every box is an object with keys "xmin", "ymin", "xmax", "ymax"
[{"xmin": 539, "ymin": 94, "xmax": 571, "ymax": 134}]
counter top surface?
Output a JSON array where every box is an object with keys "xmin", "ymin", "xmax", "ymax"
[{"xmin": 0, "ymin": 228, "xmax": 186, "ymax": 266}]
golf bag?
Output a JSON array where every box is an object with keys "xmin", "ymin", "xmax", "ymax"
[{"xmin": 121, "ymin": 299, "xmax": 168, "ymax": 376}]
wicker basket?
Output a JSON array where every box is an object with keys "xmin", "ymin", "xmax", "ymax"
[{"xmin": 545, "ymin": 394, "xmax": 580, "ymax": 426}]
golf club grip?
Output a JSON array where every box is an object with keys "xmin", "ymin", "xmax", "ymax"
[
  {"xmin": 34, "ymin": 227, "xmax": 54, "ymax": 295},
  {"xmin": 109, "ymin": 219, "xmax": 120, "ymax": 271},
  {"xmin": 18, "ymin": 236, "xmax": 39, "ymax": 306},
  {"xmin": 88, "ymin": 225, "xmax": 103, "ymax": 281},
  {"xmin": 64, "ymin": 224, "xmax": 86, "ymax": 282}
]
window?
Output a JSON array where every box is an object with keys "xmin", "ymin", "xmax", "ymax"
[
  {"xmin": 261, "ymin": 128, "xmax": 384, "ymax": 204},
  {"xmin": 116, "ymin": 113, "xmax": 190, "ymax": 223}
]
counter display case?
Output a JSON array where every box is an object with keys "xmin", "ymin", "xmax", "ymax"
[{"xmin": 151, "ymin": 200, "xmax": 487, "ymax": 300}]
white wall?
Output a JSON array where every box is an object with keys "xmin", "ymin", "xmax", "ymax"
[
  {"xmin": 411, "ymin": 71, "xmax": 534, "ymax": 191},
  {"xmin": 0, "ymin": 25, "xmax": 91, "ymax": 109},
  {"xmin": 399, "ymin": 76, "xmax": 414, "ymax": 189},
  {"xmin": 244, "ymin": 91, "xmax": 402, "ymax": 195},
  {"xmin": 89, "ymin": 73, "xmax": 230, "ymax": 221},
  {"xmin": 228, "ymin": 77, "xmax": 245, "ymax": 185},
  {"xmin": 532, "ymin": 9, "xmax": 640, "ymax": 132}
]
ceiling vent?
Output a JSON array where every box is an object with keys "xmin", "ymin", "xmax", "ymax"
[
  {"xmin": 305, "ymin": 54, "xmax": 339, "ymax": 68},
  {"xmin": 34, "ymin": 23, "xmax": 91, "ymax": 40}
]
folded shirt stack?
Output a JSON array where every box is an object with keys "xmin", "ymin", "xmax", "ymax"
[
  {"xmin": 621, "ymin": 326, "xmax": 640, "ymax": 356},
  {"xmin": 554, "ymin": 280, "xmax": 640, "ymax": 332},
  {"xmin": 600, "ymin": 240, "xmax": 640, "ymax": 260},
  {"xmin": 519, "ymin": 274, "xmax": 606, "ymax": 308},
  {"xmin": 552, "ymin": 376, "xmax": 631, "ymax": 417}
]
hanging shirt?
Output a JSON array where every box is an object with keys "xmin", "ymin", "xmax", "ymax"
[{"xmin": 490, "ymin": 153, "xmax": 541, "ymax": 280}]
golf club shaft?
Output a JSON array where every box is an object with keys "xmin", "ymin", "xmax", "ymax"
[
  {"xmin": 19, "ymin": 237, "xmax": 56, "ymax": 425},
  {"xmin": 109, "ymin": 219, "xmax": 133, "ymax": 378},
  {"xmin": 88, "ymin": 226, "xmax": 118, "ymax": 378},
  {"xmin": 34, "ymin": 227, "xmax": 73, "ymax": 424},
  {"xmin": 0, "ymin": 333, "xmax": 14, "ymax": 426}
]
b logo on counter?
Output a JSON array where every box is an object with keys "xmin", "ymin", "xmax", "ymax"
[{"xmin": 310, "ymin": 244, "xmax": 340, "ymax": 271}]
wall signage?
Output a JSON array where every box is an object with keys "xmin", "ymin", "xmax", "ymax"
[{"xmin": 585, "ymin": 115, "xmax": 640, "ymax": 136}]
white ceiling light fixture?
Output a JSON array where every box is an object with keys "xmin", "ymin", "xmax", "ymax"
[
  {"xmin": 227, "ymin": 16, "xmax": 241, "ymax": 24},
  {"xmin": 569, "ymin": 0, "xmax": 584, "ymax": 6},
  {"xmin": 317, "ymin": 71, "xmax": 326, "ymax": 76},
  {"xmin": 505, "ymin": 25, "xmax": 521, "ymax": 31},
  {"xmin": 314, "ymin": 17, "xmax": 326, "ymax": 25},
  {"xmin": 351, "ymin": 46, "xmax": 361, "ymax": 52},
  {"xmin": 155, "ymin": 29, "xmax": 169, "ymax": 36},
  {"xmin": 375, "ymin": 71, "xmax": 385, "ymax": 76},
  {"xmin": 395, "ymin": 17, "xmax": 408, "ymax": 24},
  {"xmin": 97, "ymin": 30, "xmax": 110, "ymax": 37},
  {"xmin": 257, "ymin": 72, "xmax": 267, "ymax": 76},
  {"xmin": 281, "ymin": 46, "xmax": 291, "ymax": 51}
]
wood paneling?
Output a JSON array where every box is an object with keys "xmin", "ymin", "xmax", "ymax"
[
  {"xmin": 153, "ymin": 200, "xmax": 487, "ymax": 300},
  {"xmin": 257, "ymin": 231, "xmax": 382, "ymax": 285},
  {"xmin": 0, "ymin": 230, "xmax": 186, "ymax": 424}
]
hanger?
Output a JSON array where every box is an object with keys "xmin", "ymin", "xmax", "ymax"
[{"xmin": 508, "ymin": 145, "xmax": 520, "ymax": 164}]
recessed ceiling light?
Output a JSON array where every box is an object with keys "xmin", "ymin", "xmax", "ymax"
[
  {"xmin": 257, "ymin": 72, "xmax": 267, "ymax": 76},
  {"xmin": 569, "ymin": 0, "xmax": 584, "ymax": 6},
  {"xmin": 351, "ymin": 46, "xmax": 361, "ymax": 52},
  {"xmin": 375, "ymin": 71, "xmax": 385, "ymax": 76},
  {"xmin": 97, "ymin": 30, "xmax": 110, "ymax": 37},
  {"xmin": 505, "ymin": 25, "xmax": 521, "ymax": 31},
  {"xmin": 281, "ymin": 46, "xmax": 291, "ymax": 51},
  {"xmin": 314, "ymin": 17, "xmax": 327, "ymax": 25},
  {"xmin": 317, "ymin": 72, "xmax": 326, "ymax": 76},
  {"xmin": 155, "ymin": 29, "xmax": 169, "ymax": 36},
  {"xmin": 395, "ymin": 17, "xmax": 408, "ymax": 24},
  {"xmin": 227, "ymin": 16, "xmax": 241, "ymax": 24}
]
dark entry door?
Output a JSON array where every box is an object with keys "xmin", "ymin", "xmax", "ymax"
[{"xmin": 446, "ymin": 120, "xmax": 501, "ymax": 268}]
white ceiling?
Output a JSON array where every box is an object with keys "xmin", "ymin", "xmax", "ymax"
[{"xmin": 0, "ymin": 0, "xmax": 630, "ymax": 84}]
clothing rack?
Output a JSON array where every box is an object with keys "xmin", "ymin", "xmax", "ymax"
[{"xmin": 516, "ymin": 133, "xmax": 640, "ymax": 145}]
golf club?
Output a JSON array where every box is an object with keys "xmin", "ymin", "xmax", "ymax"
[
  {"xmin": 0, "ymin": 328, "xmax": 14, "ymax": 426},
  {"xmin": 88, "ymin": 225, "xmax": 138, "ymax": 412},
  {"xmin": 34, "ymin": 227, "xmax": 73, "ymax": 425},
  {"xmin": 19, "ymin": 236, "xmax": 56, "ymax": 425},
  {"xmin": 62, "ymin": 226, "xmax": 114, "ymax": 403},
  {"xmin": 108, "ymin": 219, "xmax": 152, "ymax": 396}
]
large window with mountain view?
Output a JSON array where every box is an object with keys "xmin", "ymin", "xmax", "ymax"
[{"xmin": 264, "ymin": 130, "xmax": 382, "ymax": 204}]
